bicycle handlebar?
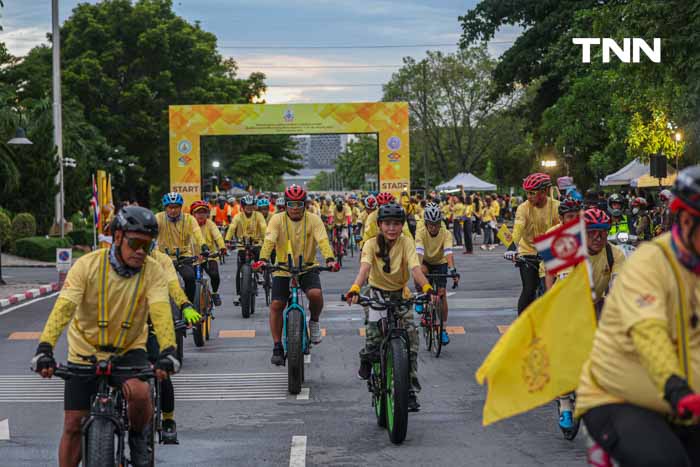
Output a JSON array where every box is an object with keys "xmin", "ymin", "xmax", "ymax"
[
  {"xmin": 341, "ymin": 292, "xmax": 430, "ymax": 310},
  {"xmin": 425, "ymin": 272, "xmax": 460, "ymax": 289},
  {"xmin": 53, "ymin": 362, "xmax": 154, "ymax": 381}
]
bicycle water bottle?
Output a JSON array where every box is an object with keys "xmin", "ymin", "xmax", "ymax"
[{"xmin": 415, "ymin": 303, "xmax": 424, "ymax": 314}]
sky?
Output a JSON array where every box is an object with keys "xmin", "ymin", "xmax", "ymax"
[{"xmin": 1, "ymin": 0, "xmax": 520, "ymax": 104}]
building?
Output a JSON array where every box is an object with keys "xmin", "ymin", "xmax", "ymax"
[
  {"xmin": 307, "ymin": 134, "xmax": 348, "ymax": 168},
  {"xmin": 282, "ymin": 168, "xmax": 331, "ymax": 189}
]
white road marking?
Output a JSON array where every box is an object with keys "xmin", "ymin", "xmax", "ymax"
[
  {"xmin": 289, "ymin": 435, "xmax": 307, "ymax": 467},
  {"xmin": 0, "ymin": 419, "xmax": 8, "ymax": 440},
  {"xmin": 0, "ymin": 292, "xmax": 59, "ymax": 316},
  {"xmin": 296, "ymin": 387, "xmax": 310, "ymax": 400},
  {"xmin": 304, "ymin": 354, "xmax": 311, "ymax": 364},
  {"xmin": 446, "ymin": 292, "xmax": 456, "ymax": 297}
]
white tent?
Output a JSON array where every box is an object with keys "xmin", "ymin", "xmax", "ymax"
[
  {"xmin": 599, "ymin": 159, "xmax": 649, "ymax": 186},
  {"xmin": 436, "ymin": 173, "xmax": 497, "ymax": 192}
]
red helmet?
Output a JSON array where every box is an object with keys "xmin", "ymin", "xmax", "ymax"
[
  {"xmin": 364, "ymin": 195, "xmax": 377, "ymax": 210},
  {"xmin": 190, "ymin": 200, "xmax": 210, "ymax": 214},
  {"xmin": 376, "ymin": 192, "xmax": 395, "ymax": 205},
  {"xmin": 284, "ymin": 184, "xmax": 307, "ymax": 202},
  {"xmin": 522, "ymin": 173, "xmax": 552, "ymax": 191},
  {"xmin": 631, "ymin": 197, "xmax": 648, "ymax": 208},
  {"xmin": 558, "ymin": 199, "xmax": 582, "ymax": 216},
  {"xmin": 584, "ymin": 208, "xmax": 611, "ymax": 230}
]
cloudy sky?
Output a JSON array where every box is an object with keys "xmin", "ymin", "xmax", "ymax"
[{"xmin": 2, "ymin": 0, "xmax": 519, "ymax": 104}]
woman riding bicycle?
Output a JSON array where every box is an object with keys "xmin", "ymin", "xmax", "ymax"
[
  {"xmin": 345, "ymin": 202, "xmax": 437, "ymax": 412},
  {"xmin": 191, "ymin": 200, "xmax": 227, "ymax": 307}
]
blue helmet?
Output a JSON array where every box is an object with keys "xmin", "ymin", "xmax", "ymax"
[
  {"xmin": 257, "ymin": 198, "xmax": 270, "ymax": 208},
  {"xmin": 162, "ymin": 192, "xmax": 183, "ymax": 207}
]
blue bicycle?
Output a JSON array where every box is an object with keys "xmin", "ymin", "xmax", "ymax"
[{"xmin": 265, "ymin": 255, "xmax": 333, "ymax": 394}]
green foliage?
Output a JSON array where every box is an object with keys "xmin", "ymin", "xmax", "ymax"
[
  {"xmin": 11, "ymin": 212, "xmax": 36, "ymax": 240},
  {"xmin": 14, "ymin": 236, "xmax": 72, "ymax": 262},
  {"xmin": 627, "ymin": 108, "xmax": 685, "ymax": 161},
  {"xmin": 308, "ymin": 171, "xmax": 332, "ymax": 191},
  {"xmin": 70, "ymin": 211, "xmax": 89, "ymax": 230},
  {"xmin": 67, "ymin": 229, "xmax": 93, "ymax": 247},
  {"xmin": 0, "ymin": 210, "xmax": 10, "ymax": 250},
  {"xmin": 334, "ymin": 136, "xmax": 378, "ymax": 190}
]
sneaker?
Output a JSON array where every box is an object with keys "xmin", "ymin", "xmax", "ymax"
[
  {"xmin": 559, "ymin": 410, "xmax": 574, "ymax": 430},
  {"xmin": 212, "ymin": 293, "xmax": 222, "ymax": 307},
  {"xmin": 358, "ymin": 359, "xmax": 372, "ymax": 380},
  {"xmin": 463, "ymin": 250, "xmax": 473, "ymax": 255},
  {"xmin": 271, "ymin": 343, "xmax": 285, "ymax": 366},
  {"xmin": 161, "ymin": 419, "xmax": 179, "ymax": 445},
  {"xmin": 480, "ymin": 245, "xmax": 487, "ymax": 251},
  {"xmin": 441, "ymin": 330, "xmax": 450, "ymax": 345},
  {"xmin": 309, "ymin": 320, "xmax": 323, "ymax": 344},
  {"xmin": 408, "ymin": 392, "xmax": 421, "ymax": 412},
  {"xmin": 488, "ymin": 245, "xmax": 496, "ymax": 251},
  {"xmin": 128, "ymin": 429, "xmax": 150, "ymax": 467}
]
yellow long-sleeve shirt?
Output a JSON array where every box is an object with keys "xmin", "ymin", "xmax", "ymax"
[
  {"xmin": 199, "ymin": 219, "xmax": 226, "ymax": 251},
  {"xmin": 361, "ymin": 209, "xmax": 413, "ymax": 245},
  {"xmin": 512, "ymin": 198, "xmax": 560, "ymax": 255},
  {"xmin": 151, "ymin": 249, "xmax": 189, "ymax": 308},
  {"xmin": 156, "ymin": 212, "xmax": 206, "ymax": 257},
  {"xmin": 225, "ymin": 211, "xmax": 267, "ymax": 246}
]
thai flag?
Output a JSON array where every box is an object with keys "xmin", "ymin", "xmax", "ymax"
[
  {"xmin": 534, "ymin": 216, "xmax": 587, "ymax": 275},
  {"xmin": 91, "ymin": 174, "xmax": 99, "ymax": 227}
]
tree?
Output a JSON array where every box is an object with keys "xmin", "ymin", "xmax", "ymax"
[
  {"xmin": 334, "ymin": 135, "xmax": 378, "ymax": 190},
  {"xmin": 308, "ymin": 171, "xmax": 332, "ymax": 191}
]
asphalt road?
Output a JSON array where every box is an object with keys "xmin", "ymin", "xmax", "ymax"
[{"xmin": 0, "ymin": 244, "xmax": 587, "ymax": 466}]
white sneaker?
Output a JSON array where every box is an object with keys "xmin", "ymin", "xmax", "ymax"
[
  {"xmin": 480, "ymin": 245, "xmax": 487, "ymax": 251},
  {"xmin": 488, "ymin": 245, "xmax": 496, "ymax": 250},
  {"xmin": 309, "ymin": 320, "xmax": 323, "ymax": 344}
]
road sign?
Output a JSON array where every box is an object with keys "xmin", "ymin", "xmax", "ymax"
[{"xmin": 56, "ymin": 248, "xmax": 72, "ymax": 272}]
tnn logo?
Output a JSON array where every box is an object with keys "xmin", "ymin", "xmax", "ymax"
[{"xmin": 572, "ymin": 38, "xmax": 661, "ymax": 63}]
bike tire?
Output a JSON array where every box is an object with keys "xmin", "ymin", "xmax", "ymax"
[
  {"xmin": 286, "ymin": 310, "xmax": 304, "ymax": 395},
  {"xmin": 171, "ymin": 301, "xmax": 184, "ymax": 366},
  {"xmin": 264, "ymin": 272, "xmax": 272, "ymax": 306},
  {"xmin": 372, "ymin": 362, "xmax": 387, "ymax": 428},
  {"xmin": 240, "ymin": 264, "xmax": 253, "ymax": 319},
  {"xmin": 431, "ymin": 300, "xmax": 443, "ymax": 358},
  {"xmin": 422, "ymin": 309, "xmax": 433, "ymax": 352},
  {"xmin": 192, "ymin": 283, "xmax": 206, "ymax": 347},
  {"xmin": 385, "ymin": 337, "xmax": 410, "ymax": 444},
  {"xmin": 84, "ymin": 417, "xmax": 118, "ymax": 467}
]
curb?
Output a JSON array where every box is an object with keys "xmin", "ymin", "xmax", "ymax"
[{"xmin": 0, "ymin": 283, "xmax": 59, "ymax": 308}]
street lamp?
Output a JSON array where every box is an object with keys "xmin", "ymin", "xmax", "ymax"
[
  {"xmin": 541, "ymin": 160, "xmax": 557, "ymax": 169},
  {"xmin": 674, "ymin": 131, "xmax": 683, "ymax": 170},
  {"xmin": 212, "ymin": 161, "xmax": 220, "ymax": 169},
  {"xmin": 52, "ymin": 0, "xmax": 65, "ymax": 238}
]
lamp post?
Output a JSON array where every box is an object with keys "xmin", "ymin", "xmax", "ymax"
[
  {"xmin": 674, "ymin": 131, "xmax": 683, "ymax": 171},
  {"xmin": 52, "ymin": 0, "xmax": 65, "ymax": 238}
]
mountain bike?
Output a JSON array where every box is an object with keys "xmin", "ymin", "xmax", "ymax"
[
  {"xmin": 421, "ymin": 271, "xmax": 460, "ymax": 358},
  {"xmin": 331, "ymin": 225, "xmax": 345, "ymax": 267},
  {"xmin": 264, "ymin": 256, "xmax": 333, "ymax": 395},
  {"xmin": 171, "ymin": 253, "xmax": 214, "ymax": 347},
  {"xmin": 503, "ymin": 251, "xmax": 545, "ymax": 298},
  {"xmin": 348, "ymin": 224, "xmax": 359, "ymax": 258},
  {"xmin": 53, "ymin": 357, "xmax": 160, "ymax": 467},
  {"xmin": 344, "ymin": 290, "xmax": 429, "ymax": 444},
  {"xmin": 233, "ymin": 237, "xmax": 260, "ymax": 319}
]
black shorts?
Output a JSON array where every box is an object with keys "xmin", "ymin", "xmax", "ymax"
[
  {"xmin": 271, "ymin": 271, "xmax": 322, "ymax": 303},
  {"xmin": 64, "ymin": 349, "xmax": 149, "ymax": 411},
  {"xmin": 424, "ymin": 262, "xmax": 448, "ymax": 289}
]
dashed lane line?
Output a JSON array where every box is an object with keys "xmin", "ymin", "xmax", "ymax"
[
  {"xmin": 0, "ymin": 419, "xmax": 9, "ymax": 440},
  {"xmin": 296, "ymin": 387, "xmax": 310, "ymax": 400},
  {"xmin": 289, "ymin": 435, "xmax": 307, "ymax": 467}
]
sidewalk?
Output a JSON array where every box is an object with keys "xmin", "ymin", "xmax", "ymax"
[
  {"xmin": 0, "ymin": 254, "xmax": 60, "ymax": 308},
  {"xmin": 1, "ymin": 253, "xmax": 55, "ymax": 268}
]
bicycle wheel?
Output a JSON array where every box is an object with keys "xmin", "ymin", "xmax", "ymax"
[
  {"xmin": 205, "ymin": 312, "xmax": 212, "ymax": 340},
  {"xmin": 431, "ymin": 299, "xmax": 444, "ymax": 358},
  {"xmin": 240, "ymin": 263, "xmax": 253, "ymax": 318},
  {"xmin": 264, "ymin": 270, "xmax": 272, "ymax": 306},
  {"xmin": 286, "ymin": 310, "xmax": 304, "ymax": 394},
  {"xmin": 422, "ymin": 307, "xmax": 433, "ymax": 352},
  {"xmin": 171, "ymin": 301, "xmax": 184, "ymax": 365},
  {"xmin": 192, "ymin": 283, "xmax": 206, "ymax": 347},
  {"xmin": 372, "ymin": 362, "xmax": 387, "ymax": 428},
  {"xmin": 84, "ymin": 417, "xmax": 119, "ymax": 467},
  {"xmin": 385, "ymin": 337, "xmax": 409, "ymax": 444}
]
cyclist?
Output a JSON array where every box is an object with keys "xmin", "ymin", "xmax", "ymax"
[
  {"xmin": 275, "ymin": 196, "xmax": 286, "ymax": 213},
  {"xmin": 607, "ymin": 193, "xmax": 631, "ymax": 235},
  {"xmin": 512, "ymin": 173, "xmax": 560, "ymax": 314},
  {"xmin": 156, "ymin": 193, "xmax": 208, "ymax": 302},
  {"xmin": 191, "ymin": 200, "xmax": 227, "ymax": 306},
  {"xmin": 415, "ymin": 203, "xmax": 458, "ymax": 345},
  {"xmin": 321, "ymin": 195, "xmax": 334, "ymax": 226},
  {"xmin": 332, "ymin": 196, "xmax": 352, "ymax": 256},
  {"xmin": 258, "ymin": 198, "xmax": 271, "ymax": 223},
  {"xmin": 401, "ymin": 190, "xmax": 418, "ymax": 237},
  {"xmin": 228, "ymin": 196, "xmax": 240, "ymax": 218},
  {"xmin": 345, "ymin": 203, "xmax": 437, "ymax": 412},
  {"xmin": 225, "ymin": 195, "xmax": 267, "ymax": 305},
  {"xmin": 212, "ymin": 195, "xmax": 232, "ymax": 227},
  {"xmin": 348, "ymin": 193, "xmax": 362, "ymax": 241},
  {"xmin": 252, "ymin": 184, "xmax": 339, "ymax": 365},
  {"xmin": 656, "ymin": 189, "xmax": 673, "ymax": 235},
  {"xmin": 31, "ymin": 206, "xmax": 178, "ymax": 467},
  {"xmin": 362, "ymin": 192, "xmax": 411, "ymax": 246},
  {"xmin": 576, "ymin": 166, "xmax": 700, "ymax": 466},
  {"xmin": 631, "ymin": 196, "xmax": 654, "ymax": 240}
]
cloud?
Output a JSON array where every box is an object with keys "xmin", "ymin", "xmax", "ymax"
[{"xmin": 0, "ymin": 26, "xmax": 49, "ymax": 56}]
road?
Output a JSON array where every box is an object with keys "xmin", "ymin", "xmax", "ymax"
[{"xmin": 0, "ymin": 245, "xmax": 587, "ymax": 466}]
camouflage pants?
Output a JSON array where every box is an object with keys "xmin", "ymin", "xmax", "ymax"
[{"xmin": 359, "ymin": 292, "xmax": 421, "ymax": 393}]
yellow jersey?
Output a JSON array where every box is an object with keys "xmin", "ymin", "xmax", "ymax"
[
  {"xmin": 199, "ymin": 219, "xmax": 226, "ymax": 252},
  {"xmin": 156, "ymin": 212, "xmax": 206, "ymax": 257},
  {"xmin": 512, "ymin": 198, "xmax": 561, "ymax": 255},
  {"xmin": 361, "ymin": 209, "xmax": 413, "ymax": 245},
  {"xmin": 332, "ymin": 204, "xmax": 352, "ymax": 226},
  {"xmin": 225, "ymin": 211, "xmax": 267, "ymax": 245},
  {"xmin": 415, "ymin": 225, "xmax": 452, "ymax": 265},
  {"xmin": 361, "ymin": 235, "xmax": 420, "ymax": 292},
  {"xmin": 151, "ymin": 249, "xmax": 189, "ymax": 308}
]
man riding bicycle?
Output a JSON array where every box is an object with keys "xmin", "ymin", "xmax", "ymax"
[
  {"xmin": 225, "ymin": 195, "xmax": 267, "ymax": 305},
  {"xmin": 512, "ymin": 173, "xmax": 560, "ymax": 314},
  {"xmin": 31, "ymin": 206, "xmax": 178, "ymax": 467},
  {"xmin": 576, "ymin": 166, "xmax": 700, "ymax": 466},
  {"xmin": 156, "ymin": 192, "xmax": 208, "ymax": 302},
  {"xmin": 415, "ymin": 203, "xmax": 459, "ymax": 345},
  {"xmin": 212, "ymin": 195, "xmax": 232, "ymax": 227},
  {"xmin": 332, "ymin": 196, "xmax": 352, "ymax": 255},
  {"xmin": 191, "ymin": 200, "xmax": 227, "ymax": 307},
  {"xmin": 258, "ymin": 197, "xmax": 271, "ymax": 223},
  {"xmin": 252, "ymin": 185, "xmax": 339, "ymax": 366}
]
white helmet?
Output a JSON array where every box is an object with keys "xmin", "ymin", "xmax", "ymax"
[{"xmin": 423, "ymin": 203, "xmax": 442, "ymax": 223}]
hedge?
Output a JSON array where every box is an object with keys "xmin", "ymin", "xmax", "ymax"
[
  {"xmin": 14, "ymin": 236, "xmax": 73, "ymax": 262},
  {"xmin": 68, "ymin": 229, "xmax": 93, "ymax": 246},
  {"xmin": 11, "ymin": 212, "xmax": 37, "ymax": 241},
  {"xmin": 0, "ymin": 211, "xmax": 10, "ymax": 250}
]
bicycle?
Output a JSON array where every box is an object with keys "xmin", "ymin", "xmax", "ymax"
[
  {"xmin": 503, "ymin": 251, "xmax": 545, "ymax": 298},
  {"xmin": 170, "ymin": 252, "xmax": 215, "ymax": 348},
  {"xmin": 233, "ymin": 237, "xmax": 260, "ymax": 319},
  {"xmin": 348, "ymin": 224, "xmax": 359, "ymax": 258},
  {"xmin": 343, "ymin": 290, "xmax": 429, "ymax": 444},
  {"xmin": 331, "ymin": 225, "xmax": 345, "ymax": 267},
  {"xmin": 263, "ymin": 256, "xmax": 333, "ymax": 395},
  {"xmin": 421, "ymin": 271, "xmax": 459, "ymax": 358},
  {"xmin": 53, "ymin": 357, "xmax": 160, "ymax": 467}
]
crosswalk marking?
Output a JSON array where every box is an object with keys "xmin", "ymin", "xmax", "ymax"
[
  {"xmin": 8, "ymin": 332, "xmax": 41, "ymax": 340},
  {"xmin": 0, "ymin": 373, "xmax": 290, "ymax": 402},
  {"xmin": 359, "ymin": 327, "xmax": 366, "ymax": 337},
  {"xmin": 0, "ymin": 419, "xmax": 9, "ymax": 440},
  {"xmin": 219, "ymin": 330, "xmax": 256, "ymax": 338},
  {"xmin": 497, "ymin": 325, "xmax": 510, "ymax": 334},
  {"xmin": 445, "ymin": 326, "xmax": 465, "ymax": 335}
]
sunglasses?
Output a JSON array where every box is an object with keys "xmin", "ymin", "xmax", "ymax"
[
  {"xmin": 526, "ymin": 190, "xmax": 544, "ymax": 196},
  {"xmin": 587, "ymin": 230, "xmax": 608, "ymax": 239},
  {"xmin": 125, "ymin": 236, "xmax": 154, "ymax": 252},
  {"xmin": 286, "ymin": 201, "xmax": 305, "ymax": 208}
]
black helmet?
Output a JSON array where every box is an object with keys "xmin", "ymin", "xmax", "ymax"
[
  {"xmin": 110, "ymin": 206, "xmax": 158, "ymax": 237},
  {"xmin": 671, "ymin": 165, "xmax": 700, "ymax": 215},
  {"xmin": 607, "ymin": 193, "xmax": 623, "ymax": 217},
  {"xmin": 376, "ymin": 202, "xmax": 406, "ymax": 223}
]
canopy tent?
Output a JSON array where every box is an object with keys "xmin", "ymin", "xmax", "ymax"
[
  {"xmin": 632, "ymin": 172, "xmax": 676, "ymax": 188},
  {"xmin": 436, "ymin": 172, "xmax": 497, "ymax": 192},
  {"xmin": 599, "ymin": 159, "xmax": 649, "ymax": 186}
]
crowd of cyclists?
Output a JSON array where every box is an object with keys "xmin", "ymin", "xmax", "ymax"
[{"xmin": 28, "ymin": 163, "xmax": 700, "ymax": 466}]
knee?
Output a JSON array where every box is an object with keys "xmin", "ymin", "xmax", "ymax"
[
  {"xmin": 270, "ymin": 300, "xmax": 285, "ymax": 313},
  {"xmin": 122, "ymin": 378, "xmax": 150, "ymax": 404},
  {"xmin": 63, "ymin": 411, "xmax": 86, "ymax": 437},
  {"xmin": 306, "ymin": 289, "xmax": 323, "ymax": 303}
]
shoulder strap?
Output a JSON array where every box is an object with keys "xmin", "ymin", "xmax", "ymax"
[
  {"xmin": 605, "ymin": 243, "xmax": 614, "ymax": 271},
  {"xmin": 112, "ymin": 263, "xmax": 146, "ymax": 353},
  {"xmin": 97, "ymin": 249, "xmax": 110, "ymax": 347}
]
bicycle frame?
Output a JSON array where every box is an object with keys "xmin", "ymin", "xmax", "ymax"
[{"xmin": 282, "ymin": 281, "xmax": 309, "ymax": 355}]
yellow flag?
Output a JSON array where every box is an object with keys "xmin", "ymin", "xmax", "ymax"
[
  {"xmin": 497, "ymin": 224, "xmax": 514, "ymax": 248},
  {"xmin": 476, "ymin": 263, "xmax": 596, "ymax": 426}
]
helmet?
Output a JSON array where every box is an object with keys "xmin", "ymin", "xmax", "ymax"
[
  {"xmin": 285, "ymin": 184, "xmax": 307, "ymax": 202},
  {"xmin": 376, "ymin": 192, "xmax": 395, "ymax": 206},
  {"xmin": 162, "ymin": 192, "xmax": 183, "ymax": 207},
  {"xmin": 377, "ymin": 202, "xmax": 406, "ymax": 223},
  {"xmin": 217, "ymin": 195, "xmax": 226, "ymax": 203},
  {"xmin": 349, "ymin": 193, "xmax": 358, "ymax": 200},
  {"xmin": 190, "ymin": 200, "xmax": 210, "ymax": 213},
  {"xmin": 110, "ymin": 206, "xmax": 158, "ymax": 237},
  {"xmin": 308, "ymin": 194, "xmax": 316, "ymax": 201},
  {"xmin": 607, "ymin": 193, "xmax": 624, "ymax": 217},
  {"xmin": 275, "ymin": 197, "xmax": 285, "ymax": 208},
  {"xmin": 584, "ymin": 208, "xmax": 611, "ymax": 230},
  {"xmin": 558, "ymin": 199, "xmax": 582, "ymax": 216},
  {"xmin": 325, "ymin": 195, "xmax": 332, "ymax": 202},
  {"xmin": 522, "ymin": 173, "xmax": 551, "ymax": 191},
  {"xmin": 334, "ymin": 197, "xmax": 344, "ymax": 205},
  {"xmin": 631, "ymin": 197, "xmax": 648, "ymax": 208},
  {"xmin": 257, "ymin": 198, "xmax": 270, "ymax": 208},
  {"xmin": 659, "ymin": 189, "xmax": 672, "ymax": 203},
  {"xmin": 240, "ymin": 195, "xmax": 255, "ymax": 206},
  {"xmin": 228, "ymin": 196, "xmax": 236, "ymax": 204},
  {"xmin": 364, "ymin": 195, "xmax": 377, "ymax": 210},
  {"xmin": 423, "ymin": 203, "xmax": 442, "ymax": 223}
]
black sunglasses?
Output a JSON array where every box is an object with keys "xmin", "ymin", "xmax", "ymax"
[{"xmin": 125, "ymin": 236, "xmax": 154, "ymax": 252}]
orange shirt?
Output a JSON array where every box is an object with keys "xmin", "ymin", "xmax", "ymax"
[{"xmin": 213, "ymin": 205, "xmax": 232, "ymax": 226}]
